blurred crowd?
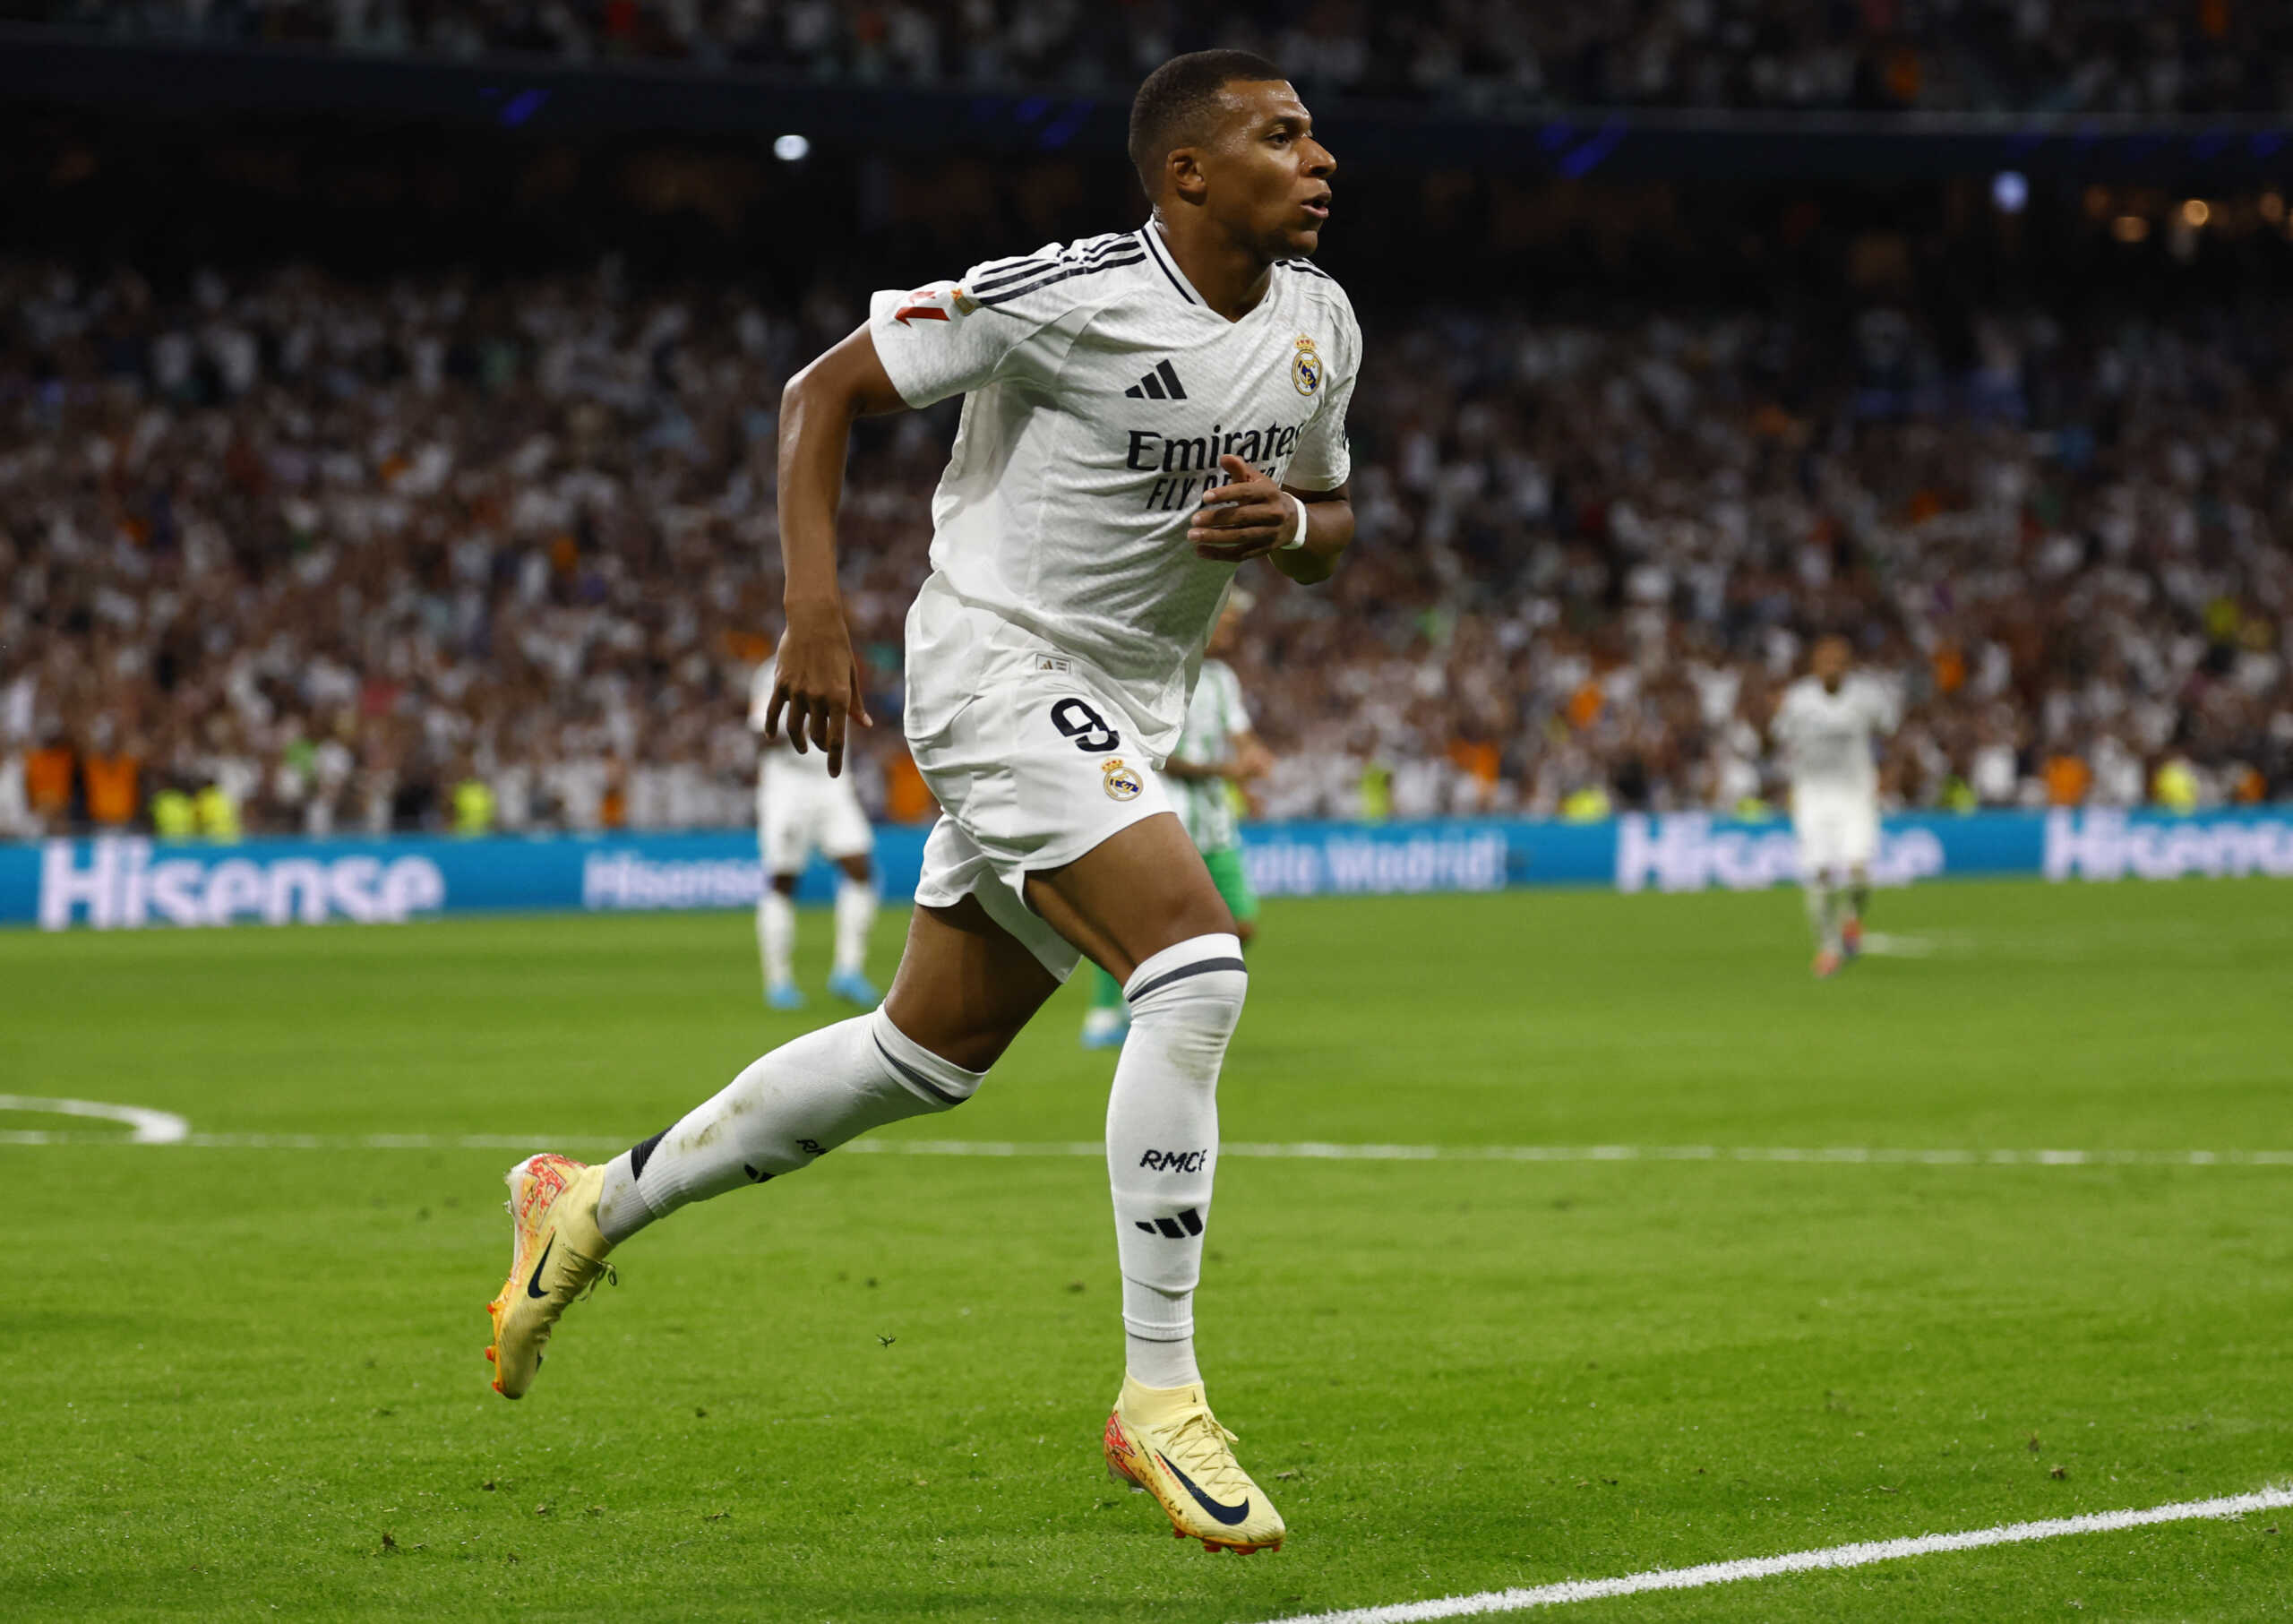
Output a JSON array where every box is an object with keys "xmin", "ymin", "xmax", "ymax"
[
  {"xmin": 15, "ymin": 0, "xmax": 2293, "ymax": 116},
  {"xmin": 1241, "ymin": 303, "xmax": 2292, "ymax": 822},
  {"xmin": 3, "ymin": 253, "xmax": 2289, "ymax": 840}
]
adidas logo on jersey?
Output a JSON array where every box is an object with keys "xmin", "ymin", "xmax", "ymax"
[{"xmin": 1123, "ymin": 359, "xmax": 1189, "ymax": 400}]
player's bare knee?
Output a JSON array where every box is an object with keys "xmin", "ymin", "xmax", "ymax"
[
  {"xmin": 1107, "ymin": 883, "xmax": 1238, "ymax": 978},
  {"xmin": 880, "ymin": 986, "xmax": 1028, "ymax": 1077}
]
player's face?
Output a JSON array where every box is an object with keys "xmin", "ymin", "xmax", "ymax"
[
  {"xmin": 1201, "ymin": 81, "xmax": 1335, "ymax": 257},
  {"xmin": 1813, "ymin": 638, "xmax": 1851, "ymax": 687}
]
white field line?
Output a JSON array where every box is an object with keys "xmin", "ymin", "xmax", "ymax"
[
  {"xmin": 1853, "ymin": 930, "xmax": 1943, "ymax": 957},
  {"xmin": 0, "ymin": 1094, "xmax": 190, "ymax": 1143},
  {"xmin": 2, "ymin": 1118, "xmax": 2293, "ymax": 1169},
  {"xmin": 1264, "ymin": 1485, "xmax": 2293, "ymax": 1623}
]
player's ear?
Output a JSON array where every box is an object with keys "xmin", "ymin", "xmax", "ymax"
[{"xmin": 1167, "ymin": 146, "xmax": 1209, "ymax": 206}]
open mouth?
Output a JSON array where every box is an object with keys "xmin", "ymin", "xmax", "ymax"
[{"xmin": 1301, "ymin": 194, "xmax": 1331, "ymax": 221}]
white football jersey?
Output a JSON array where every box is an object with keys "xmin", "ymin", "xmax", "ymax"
[
  {"xmin": 749, "ymin": 659, "xmax": 830, "ymax": 780},
  {"xmin": 1773, "ymin": 674, "xmax": 1898, "ymax": 795},
  {"xmin": 1170, "ymin": 657, "xmax": 1252, "ymax": 853},
  {"xmin": 871, "ymin": 219, "xmax": 1360, "ymax": 759}
]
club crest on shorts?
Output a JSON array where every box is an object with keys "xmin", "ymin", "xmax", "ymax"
[
  {"xmin": 1292, "ymin": 334, "xmax": 1322, "ymax": 397},
  {"xmin": 1101, "ymin": 759, "xmax": 1144, "ymax": 802}
]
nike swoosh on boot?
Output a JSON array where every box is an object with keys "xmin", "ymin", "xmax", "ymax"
[
  {"xmin": 1157, "ymin": 1452, "xmax": 1250, "ymax": 1525},
  {"xmin": 524, "ymin": 1235, "xmax": 555, "ymax": 1299}
]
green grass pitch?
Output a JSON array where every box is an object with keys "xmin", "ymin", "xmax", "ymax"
[{"xmin": 4, "ymin": 877, "xmax": 2291, "ymax": 1621}]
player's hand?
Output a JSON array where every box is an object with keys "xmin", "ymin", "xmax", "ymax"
[
  {"xmin": 762, "ymin": 603, "xmax": 873, "ymax": 777},
  {"xmin": 1189, "ymin": 455, "xmax": 1300, "ymax": 562}
]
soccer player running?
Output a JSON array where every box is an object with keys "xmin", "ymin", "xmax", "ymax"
[
  {"xmin": 1081, "ymin": 589, "xmax": 1272, "ymax": 1049},
  {"xmin": 1771, "ymin": 634, "xmax": 1899, "ymax": 978},
  {"xmin": 746, "ymin": 649, "xmax": 880, "ymax": 1010},
  {"xmin": 484, "ymin": 51, "xmax": 1354, "ymax": 1557}
]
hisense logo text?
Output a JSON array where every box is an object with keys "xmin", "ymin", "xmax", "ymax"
[{"xmin": 39, "ymin": 839, "xmax": 446, "ymax": 930}]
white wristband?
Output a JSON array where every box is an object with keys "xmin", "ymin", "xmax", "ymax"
[{"xmin": 1278, "ymin": 492, "xmax": 1310, "ymax": 550}]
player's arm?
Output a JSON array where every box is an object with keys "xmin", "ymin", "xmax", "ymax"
[
  {"xmin": 1765, "ymin": 691, "xmax": 1795, "ymax": 752},
  {"xmin": 746, "ymin": 668, "xmax": 788, "ymax": 755},
  {"xmin": 1187, "ymin": 455, "xmax": 1353, "ymax": 585},
  {"xmin": 1229, "ymin": 729, "xmax": 1274, "ymax": 780},
  {"xmin": 1874, "ymin": 710, "xmax": 1905, "ymax": 800},
  {"xmin": 1160, "ymin": 757, "xmax": 1224, "ymax": 782},
  {"xmin": 1866, "ymin": 685, "xmax": 1902, "ymax": 795},
  {"xmin": 769, "ymin": 323, "xmax": 909, "ymax": 775},
  {"xmin": 1268, "ymin": 485, "xmax": 1353, "ymax": 586}
]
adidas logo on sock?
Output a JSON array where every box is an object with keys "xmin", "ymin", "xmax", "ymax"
[
  {"xmin": 1134, "ymin": 1207, "xmax": 1205, "ymax": 1239},
  {"xmin": 1122, "ymin": 359, "xmax": 1188, "ymax": 400}
]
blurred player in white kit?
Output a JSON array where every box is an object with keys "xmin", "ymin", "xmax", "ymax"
[
  {"xmin": 1771, "ymin": 634, "xmax": 1898, "ymax": 978},
  {"xmin": 748, "ymin": 654, "xmax": 880, "ymax": 1010}
]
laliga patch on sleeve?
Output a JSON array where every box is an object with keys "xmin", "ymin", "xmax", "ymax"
[{"xmin": 892, "ymin": 284, "xmax": 977, "ymax": 327}]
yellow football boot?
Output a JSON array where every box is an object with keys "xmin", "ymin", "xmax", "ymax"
[
  {"xmin": 484, "ymin": 1154, "xmax": 615, "ymax": 1399},
  {"xmin": 1103, "ymin": 1376, "xmax": 1286, "ymax": 1553}
]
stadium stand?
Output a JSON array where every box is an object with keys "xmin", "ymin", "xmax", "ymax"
[
  {"xmin": 4, "ymin": 247, "xmax": 2288, "ymax": 837},
  {"xmin": 10, "ymin": 0, "xmax": 2293, "ymax": 114}
]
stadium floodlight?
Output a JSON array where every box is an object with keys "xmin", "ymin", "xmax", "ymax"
[
  {"xmin": 1991, "ymin": 171, "xmax": 2028, "ymax": 214},
  {"xmin": 2180, "ymin": 199, "xmax": 2210, "ymax": 228},
  {"xmin": 774, "ymin": 133, "xmax": 812, "ymax": 162}
]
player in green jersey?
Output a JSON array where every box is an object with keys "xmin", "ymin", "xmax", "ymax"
[{"xmin": 1082, "ymin": 591, "xmax": 1270, "ymax": 1049}]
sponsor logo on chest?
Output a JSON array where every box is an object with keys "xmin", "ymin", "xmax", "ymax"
[{"xmin": 1117, "ymin": 344, "xmax": 1321, "ymax": 512}]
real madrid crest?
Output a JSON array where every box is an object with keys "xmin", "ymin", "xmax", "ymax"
[
  {"xmin": 1292, "ymin": 334, "xmax": 1323, "ymax": 398},
  {"xmin": 1101, "ymin": 759, "xmax": 1144, "ymax": 802}
]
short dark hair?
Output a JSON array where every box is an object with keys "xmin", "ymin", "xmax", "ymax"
[{"xmin": 1129, "ymin": 49, "xmax": 1288, "ymax": 196}]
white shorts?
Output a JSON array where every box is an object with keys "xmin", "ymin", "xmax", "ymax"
[
  {"xmin": 1792, "ymin": 785, "xmax": 1880, "ymax": 877},
  {"xmin": 756, "ymin": 769, "xmax": 874, "ymax": 876},
  {"xmin": 904, "ymin": 613, "xmax": 1176, "ymax": 983}
]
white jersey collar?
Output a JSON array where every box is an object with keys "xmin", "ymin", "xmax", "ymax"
[
  {"xmin": 1138, "ymin": 219, "xmax": 1205, "ymax": 307},
  {"xmin": 1140, "ymin": 218, "xmax": 1284, "ymax": 325}
]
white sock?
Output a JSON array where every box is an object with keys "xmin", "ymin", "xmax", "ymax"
[
  {"xmin": 1803, "ymin": 880, "xmax": 1838, "ymax": 951},
  {"xmin": 759, "ymin": 889, "xmax": 795, "ymax": 988},
  {"xmin": 1122, "ymin": 1279, "xmax": 1201, "ymax": 1388},
  {"xmin": 832, "ymin": 875, "xmax": 876, "ymax": 977},
  {"xmin": 1105, "ymin": 932, "xmax": 1245, "ymax": 1389},
  {"xmin": 594, "ymin": 1006, "xmax": 983, "ymax": 1243}
]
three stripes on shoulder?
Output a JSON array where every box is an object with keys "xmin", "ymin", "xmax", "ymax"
[{"xmin": 969, "ymin": 233, "xmax": 1145, "ymax": 309}]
